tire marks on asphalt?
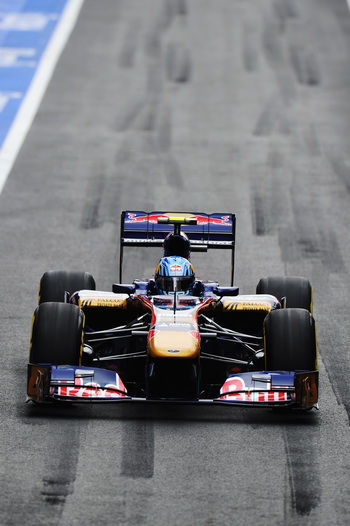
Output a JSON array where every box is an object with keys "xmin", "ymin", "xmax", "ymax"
[
  {"xmin": 251, "ymin": 170, "xmax": 346, "ymax": 275},
  {"xmin": 23, "ymin": 407, "xmax": 88, "ymax": 525},
  {"xmin": 242, "ymin": 23, "xmax": 259, "ymax": 72},
  {"xmin": 250, "ymin": 129, "xmax": 346, "ymax": 274},
  {"xmin": 166, "ymin": 42, "xmax": 191, "ymax": 83},
  {"xmin": 289, "ymin": 46, "xmax": 321, "ymax": 86},
  {"xmin": 262, "ymin": 20, "xmax": 284, "ymax": 68},
  {"xmin": 251, "ymin": 148, "xmax": 287, "ymax": 237},
  {"xmin": 250, "ymin": 0, "xmax": 332, "ymax": 273},
  {"xmin": 253, "ymin": 96, "xmax": 291, "ymax": 137},
  {"xmin": 119, "ymin": 19, "xmax": 141, "ymax": 70},
  {"xmin": 273, "ymin": 0, "xmax": 298, "ymax": 25},
  {"xmin": 330, "ymin": 157, "xmax": 350, "ymax": 193},
  {"xmin": 82, "ymin": 0, "xmax": 189, "ymax": 230},
  {"xmin": 80, "ymin": 167, "xmax": 105, "ymax": 230},
  {"xmin": 283, "ymin": 424, "xmax": 321, "ymax": 517},
  {"xmin": 120, "ymin": 420, "xmax": 155, "ymax": 478},
  {"xmin": 332, "ymin": 0, "xmax": 350, "ymax": 36},
  {"xmin": 253, "ymin": 0, "xmax": 321, "ymax": 136}
]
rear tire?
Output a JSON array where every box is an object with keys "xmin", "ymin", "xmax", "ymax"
[
  {"xmin": 39, "ymin": 270, "xmax": 95, "ymax": 304},
  {"xmin": 264, "ymin": 308, "xmax": 317, "ymax": 371},
  {"xmin": 30, "ymin": 302, "xmax": 84, "ymax": 365},
  {"xmin": 256, "ymin": 276, "xmax": 312, "ymax": 312}
]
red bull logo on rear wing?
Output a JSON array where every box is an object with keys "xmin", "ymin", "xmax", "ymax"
[
  {"xmin": 124, "ymin": 211, "xmax": 232, "ymax": 227},
  {"xmin": 122, "ymin": 211, "xmax": 234, "ymax": 238},
  {"xmin": 119, "ymin": 210, "xmax": 236, "ymax": 284}
]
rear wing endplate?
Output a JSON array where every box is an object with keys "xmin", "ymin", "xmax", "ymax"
[{"xmin": 120, "ymin": 211, "xmax": 236, "ymax": 285}]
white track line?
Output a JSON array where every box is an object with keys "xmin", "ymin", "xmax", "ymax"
[{"xmin": 0, "ymin": 0, "xmax": 85, "ymax": 195}]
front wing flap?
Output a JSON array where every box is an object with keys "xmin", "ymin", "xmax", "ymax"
[
  {"xmin": 27, "ymin": 365, "xmax": 318, "ymax": 409},
  {"xmin": 27, "ymin": 364, "xmax": 131, "ymax": 403},
  {"xmin": 215, "ymin": 371, "xmax": 318, "ymax": 409}
]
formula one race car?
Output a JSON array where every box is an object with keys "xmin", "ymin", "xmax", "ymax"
[{"xmin": 27, "ymin": 211, "xmax": 318, "ymax": 409}]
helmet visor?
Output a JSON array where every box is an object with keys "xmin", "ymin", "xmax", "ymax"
[{"xmin": 157, "ymin": 276, "xmax": 194, "ymax": 294}]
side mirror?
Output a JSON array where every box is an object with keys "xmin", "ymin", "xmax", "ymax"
[
  {"xmin": 112, "ymin": 284, "xmax": 136, "ymax": 295},
  {"xmin": 213, "ymin": 286, "xmax": 239, "ymax": 297}
]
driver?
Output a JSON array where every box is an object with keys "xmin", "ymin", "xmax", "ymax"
[{"xmin": 154, "ymin": 256, "xmax": 195, "ymax": 295}]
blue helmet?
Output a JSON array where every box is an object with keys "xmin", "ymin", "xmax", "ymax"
[{"xmin": 155, "ymin": 257, "xmax": 195, "ymax": 294}]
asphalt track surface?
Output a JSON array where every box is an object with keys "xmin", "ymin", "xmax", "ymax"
[{"xmin": 2, "ymin": 0, "xmax": 350, "ymax": 525}]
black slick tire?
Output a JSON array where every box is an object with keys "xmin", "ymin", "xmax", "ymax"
[
  {"xmin": 38, "ymin": 270, "xmax": 95, "ymax": 304},
  {"xmin": 256, "ymin": 276, "xmax": 313, "ymax": 312},
  {"xmin": 264, "ymin": 308, "xmax": 317, "ymax": 371},
  {"xmin": 30, "ymin": 302, "xmax": 84, "ymax": 365}
]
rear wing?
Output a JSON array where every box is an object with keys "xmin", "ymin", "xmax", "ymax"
[{"xmin": 119, "ymin": 211, "xmax": 236, "ymax": 284}]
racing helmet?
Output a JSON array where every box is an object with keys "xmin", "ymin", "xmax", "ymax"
[{"xmin": 155, "ymin": 256, "xmax": 195, "ymax": 294}]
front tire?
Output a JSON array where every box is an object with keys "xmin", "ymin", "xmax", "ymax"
[
  {"xmin": 256, "ymin": 276, "xmax": 313, "ymax": 312},
  {"xmin": 30, "ymin": 302, "xmax": 84, "ymax": 365},
  {"xmin": 38, "ymin": 270, "xmax": 95, "ymax": 304},
  {"xmin": 264, "ymin": 308, "xmax": 317, "ymax": 371}
]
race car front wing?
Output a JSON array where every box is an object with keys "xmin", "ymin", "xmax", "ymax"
[{"xmin": 27, "ymin": 364, "xmax": 318, "ymax": 410}]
